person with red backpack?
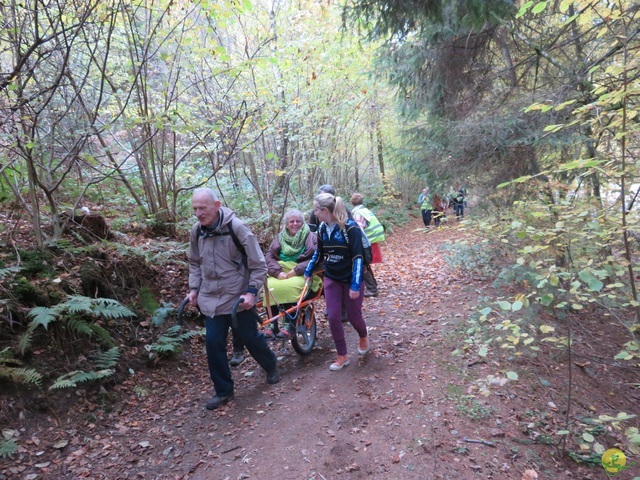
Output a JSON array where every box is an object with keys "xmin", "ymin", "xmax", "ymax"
[{"xmin": 350, "ymin": 193, "xmax": 385, "ymax": 297}]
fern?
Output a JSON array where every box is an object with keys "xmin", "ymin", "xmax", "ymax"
[
  {"xmin": 64, "ymin": 296, "xmax": 95, "ymax": 316},
  {"xmin": 150, "ymin": 302, "xmax": 176, "ymax": 326},
  {"xmin": 91, "ymin": 347, "xmax": 120, "ymax": 369},
  {"xmin": 0, "ymin": 348, "xmax": 42, "ymax": 386},
  {"xmin": 92, "ymin": 297, "xmax": 135, "ymax": 319},
  {"xmin": 49, "ymin": 368, "xmax": 114, "ymax": 390},
  {"xmin": 21, "ymin": 295, "xmax": 135, "ymax": 354},
  {"xmin": 26, "ymin": 307, "xmax": 58, "ymax": 330},
  {"xmin": 0, "ymin": 439, "xmax": 18, "ymax": 458},
  {"xmin": 1, "ymin": 367, "xmax": 43, "ymax": 385},
  {"xmin": 67, "ymin": 317, "xmax": 94, "ymax": 337},
  {"xmin": 149, "ymin": 325, "xmax": 203, "ymax": 357},
  {"xmin": 17, "ymin": 324, "xmax": 36, "ymax": 354},
  {"xmin": 89, "ymin": 323, "xmax": 116, "ymax": 348}
]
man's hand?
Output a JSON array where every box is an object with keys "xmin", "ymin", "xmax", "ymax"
[
  {"xmin": 239, "ymin": 292, "xmax": 256, "ymax": 310},
  {"xmin": 187, "ymin": 289, "xmax": 198, "ymax": 307},
  {"xmin": 277, "ymin": 272, "xmax": 287, "ymax": 280}
]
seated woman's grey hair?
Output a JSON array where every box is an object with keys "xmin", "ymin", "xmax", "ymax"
[{"xmin": 283, "ymin": 209, "xmax": 304, "ymax": 225}]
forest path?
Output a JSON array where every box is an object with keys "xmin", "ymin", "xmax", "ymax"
[{"xmin": 3, "ymin": 216, "xmax": 601, "ymax": 480}]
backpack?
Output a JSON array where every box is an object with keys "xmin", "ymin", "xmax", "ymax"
[{"xmin": 319, "ymin": 222, "xmax": 372, "ymax": 265}]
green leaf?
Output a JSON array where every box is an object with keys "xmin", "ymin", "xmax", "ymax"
[
  {"xmin": 512, "ymin": 301, "xmax": 523, "ymax": 312},
  {"xmin": 478, "ymin": 346, "xmax": 488, "ymax": 357},
  {"xmin": 556, "ymin": 430, "xmax": 570, "ymax": 435},
  {"xmin": 498, "ymin": 301, "xmax": 511, "ymax": 311},
  {"xmin": 506, "ymin": 371, "xmax": 519, "ymax": 380},
  {"xmin": 516, "ymin": 0, "xmax": 534, "ymax": 18},
  {"xmin": 540, "ymin": 325, "xmax": 555, "ymax": 334},
  {"xmin": 540, "ymin": 294, "xmax": 554, "ymax": 306},
  {"xmin": 582, "ymin": 432, "xmax": 595, "ymax": 442},
  {"xmin": 578, "ymin": 270, "xmax": 604, "ymax": 292},
  {"xmin": 614, "ymin": 351, "xmax": 633, "ymax": 360},
  {"xmin": 480, "ymin": 307, "xmax": 492, "ymax": 315}
]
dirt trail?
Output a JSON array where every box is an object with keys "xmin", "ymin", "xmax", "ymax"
[{"xmin": 2, "ymin": 218, "xmax": 604, "ymax": 480}]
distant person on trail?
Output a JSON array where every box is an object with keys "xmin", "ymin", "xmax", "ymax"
[
  {"xmin": 304, "ymin": 193, "xmax": 370, "ymax": 371},
  {"xmin": 187, "ymin": 188, "xmax": 280, "ymax": 410},
  {"xmin": 451, "ymin": 185, "xmax": 466, "ymax": 220},
  {"xmin": 264, "ymin": 209, "xmax": 321, "ymax": 338},
  {"xmin": 418, "ymin": 188, "xmax": 432, "ymax": 227},
  {"xmin": 431, "ymin": 193, "xmax": 447, "ymax": 227},
  {"xmin": 350, "ymin": 193, "xmax": 384, "ymax": 298}
]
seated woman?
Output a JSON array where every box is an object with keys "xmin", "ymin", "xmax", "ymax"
[{"xmin": 265, "ymin": 209, "xmax": 322, "ymax": 338}]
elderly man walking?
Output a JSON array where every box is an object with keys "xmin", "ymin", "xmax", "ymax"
[{"xmin": 187, "ymin": 188, "xmax": 280, "ymax": 410}]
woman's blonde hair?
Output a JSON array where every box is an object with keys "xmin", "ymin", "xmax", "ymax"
[{"xmin": 315, "ymin": 193, "xmax": 348, "ymax": 229}]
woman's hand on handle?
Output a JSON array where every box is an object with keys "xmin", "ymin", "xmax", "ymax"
[{"xmin": 349, "ymin": 289, "xmax": 359, "ymax": 300}]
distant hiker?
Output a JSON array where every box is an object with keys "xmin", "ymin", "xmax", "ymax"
[
  {"xmin": 431, "ymin": 193, "xmax": 447, "ymax": 227},
  {"xmin": 305, "ymin": 193, "xmax": 370, "ymax": 371},
  {"xmin": 350, "ymin": 193, "xmax": 384, "ymax": 298},
  {"xmin": 451, "ymin": 186, "xmax": 466, "ymax": 220},
  {"xmin": 418, "ymin": 188, "xmax": 432, "ymax": 227},
  {"xmin": 187, "ymin": 188, "xmax": 280, "ymax": 411}
]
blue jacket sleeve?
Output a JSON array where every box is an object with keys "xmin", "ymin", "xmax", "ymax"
[{"xmin": 346, "ymin": 222, "xmax": 364, "ymax": 291}]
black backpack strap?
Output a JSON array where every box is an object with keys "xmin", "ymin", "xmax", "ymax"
[
  {"xmin": 200, "ymin": 220, "xmax": 248, "ymax": 267},
  {"xmin": 227, "ymin": 219, "xmax": 248, "ymax": 267}
]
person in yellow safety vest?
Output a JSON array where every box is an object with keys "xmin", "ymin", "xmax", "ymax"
[
  {"xmin": 350, "ymin": 193, "xmax": 385, "ymax": 297},
  {"xmin": 418, "ymin": 187, "xmax": 432, "ymax": 227}
]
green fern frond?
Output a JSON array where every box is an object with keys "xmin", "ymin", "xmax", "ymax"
[
  {"xmin": 0, "ymin": 366, "xmax": 42, "ymax": 385},
  {"xmin": 149, "ymin": 326, "xmax": 203, "ymax": 357},
  {"xmin": 0, "ymin": 347, "xmax": 16, "ymax": 362},
  {"xmin": 18, "ymin": 324, "xmax": 37, "ymax": 355},
  {"xmin": 64, "ymin": 296, "xmax": 96, "ymax": 315},
  {"xmin": 91, "ymin": 347, "xmax": 120, "ymax": 369},
  {"xmin": 0, "ymin": 439, "xmax": 18, "ymax": 458},
  {"xmin": 26, "ymin": 307, "xmax": 58, "ymax": 330},
  {"xmin": 150, "ymin": 303, "xmax": 175, "ymax": 326},
  {"xmin": 0, "ymin": 348, "xmax": 42, "ymax": 386},
  {"xmin": 67, "ymin": 317, "xmax": 94, "ymax": 337},
  {"xmin": 93, "ymin": 298, "xmax": 135, "ymax": 319},
  {"xmin": 149, "ymin": 343, "xmax": 179, "ymax": 354},
  {"xmin": 49, "ymin": 368, "xmax": 114, "ymax": 390},
  {"xmin": 164, "ymin": 325, "xmax": 183, "ymax": 336},
  {"xmin": 88, "ymin": 323, "xmax": 116, "ymax": 347},
  {"xmin": 0, "ymin": 266, "xmax": 21, "ymax": 280}
]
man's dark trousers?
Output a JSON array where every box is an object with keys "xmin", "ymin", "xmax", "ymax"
[{"xmin": 205, "ymin": 309, "xmax": 276, "ymax": 397}]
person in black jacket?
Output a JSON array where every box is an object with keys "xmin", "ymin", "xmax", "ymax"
[{"xmin": 304, "ymin": 193, "xmax": 370, "ymax": 371}]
